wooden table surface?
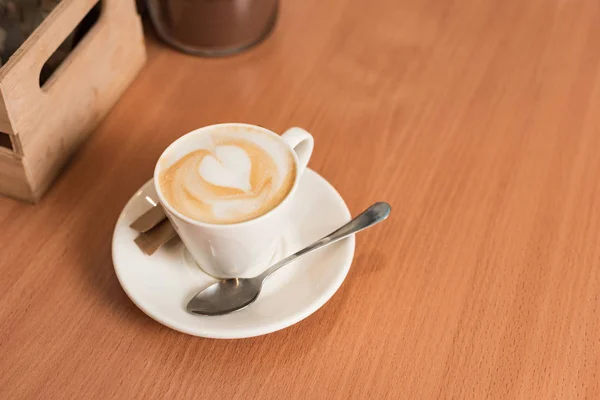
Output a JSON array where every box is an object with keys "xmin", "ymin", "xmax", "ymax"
[{"xmin": 2, "ymin": 0, "xmax": 600, "ymax": 398}]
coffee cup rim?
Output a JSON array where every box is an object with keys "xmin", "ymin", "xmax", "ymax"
[{"xmin": 153, "ymin": 123, "xmax": 302, "ymax": 229}]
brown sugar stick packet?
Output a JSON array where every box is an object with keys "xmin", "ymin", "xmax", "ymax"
[
  {"xmin": 134, "ymin": 219, "xmax": 179, "ymax": 255},
  {"xmin": 131, "ymin": 204, "xmax": 179, "ymax": 255},
  {"xmin": 130, "ymin": 203, "xmax": 168, "ymax": 233}
]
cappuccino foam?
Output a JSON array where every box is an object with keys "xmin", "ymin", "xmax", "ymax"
[{"xmin": 159, "ymin": 128, "xmax": 296, "ymax": 224}]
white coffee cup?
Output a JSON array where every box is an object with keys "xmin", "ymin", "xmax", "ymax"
[{"xmin": 154, "ymin": 123, "xmax": 314, "ymax": 278}]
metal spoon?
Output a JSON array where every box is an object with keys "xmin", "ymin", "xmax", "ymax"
[{"xmin": 186, "ymin": 202, "xmax": 391, "ymax": 316}]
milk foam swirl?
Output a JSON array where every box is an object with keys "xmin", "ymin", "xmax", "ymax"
[{"xmin": 160, "ymin": 133, "xmax": 295, "ymax": 224}]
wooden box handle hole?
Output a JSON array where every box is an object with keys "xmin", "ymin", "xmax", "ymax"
[
  {"xmin": 0, "ymin": 132, "xmax": 14, "ymax": 152},
  {"xmin": 39, "ymin": 0, "xmax": 103, "ymax": 88}
]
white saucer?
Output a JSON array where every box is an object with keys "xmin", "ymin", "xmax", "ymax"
[{"xmin": 112, "ymin": 169, "xmax": 355, "ymax": 339}]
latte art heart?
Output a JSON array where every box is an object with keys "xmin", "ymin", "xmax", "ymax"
[
  {"xmin": 159, "ymin": 130, "xmax": 296, "ymax": 224},
  {"xmin": 198, "ymin": 145, "xmax": 252, "ymax": 192}
]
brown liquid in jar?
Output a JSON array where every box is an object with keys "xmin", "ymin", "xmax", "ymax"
[{"xmin": 147, "ymin": 0, "xmax": 278, "ymax": 56}]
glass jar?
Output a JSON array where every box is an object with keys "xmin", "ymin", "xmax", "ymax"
[{"xmin": 146, "ymin": 0, "xmax": 279, "ymax": 56}]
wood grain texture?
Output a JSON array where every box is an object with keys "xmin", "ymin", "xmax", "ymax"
[{"xmin": 1, "ymin": 0, "xmax": 600, "ymax": 398}]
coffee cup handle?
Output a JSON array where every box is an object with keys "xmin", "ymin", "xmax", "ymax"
[{"xmin": 280, "ymin": 127, "xmax": 314, "ymax": 175}]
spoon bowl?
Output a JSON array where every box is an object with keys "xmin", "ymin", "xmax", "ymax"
[{"xmin": 187, "ymin": 278, "xmax": 263, "ymax": 316}]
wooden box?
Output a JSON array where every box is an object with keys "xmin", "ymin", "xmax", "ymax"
[{"xmin": 0, "ymin": 0, "xmax": 146, "ymax": 202}]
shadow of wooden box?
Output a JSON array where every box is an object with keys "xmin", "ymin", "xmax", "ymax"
[{"xmin": 0, "ymin": 0, "xmax": 146, "ymax": 202}]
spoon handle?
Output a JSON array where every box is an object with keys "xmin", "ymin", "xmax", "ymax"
[{"xmin": 258, "ymin": 202, "xmax": 391, "ymax": 281}]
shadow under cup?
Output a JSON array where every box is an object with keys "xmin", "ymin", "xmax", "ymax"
[{"xmin": 153, "ymin": 123, "xmax": 314, "ymax": 279}]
